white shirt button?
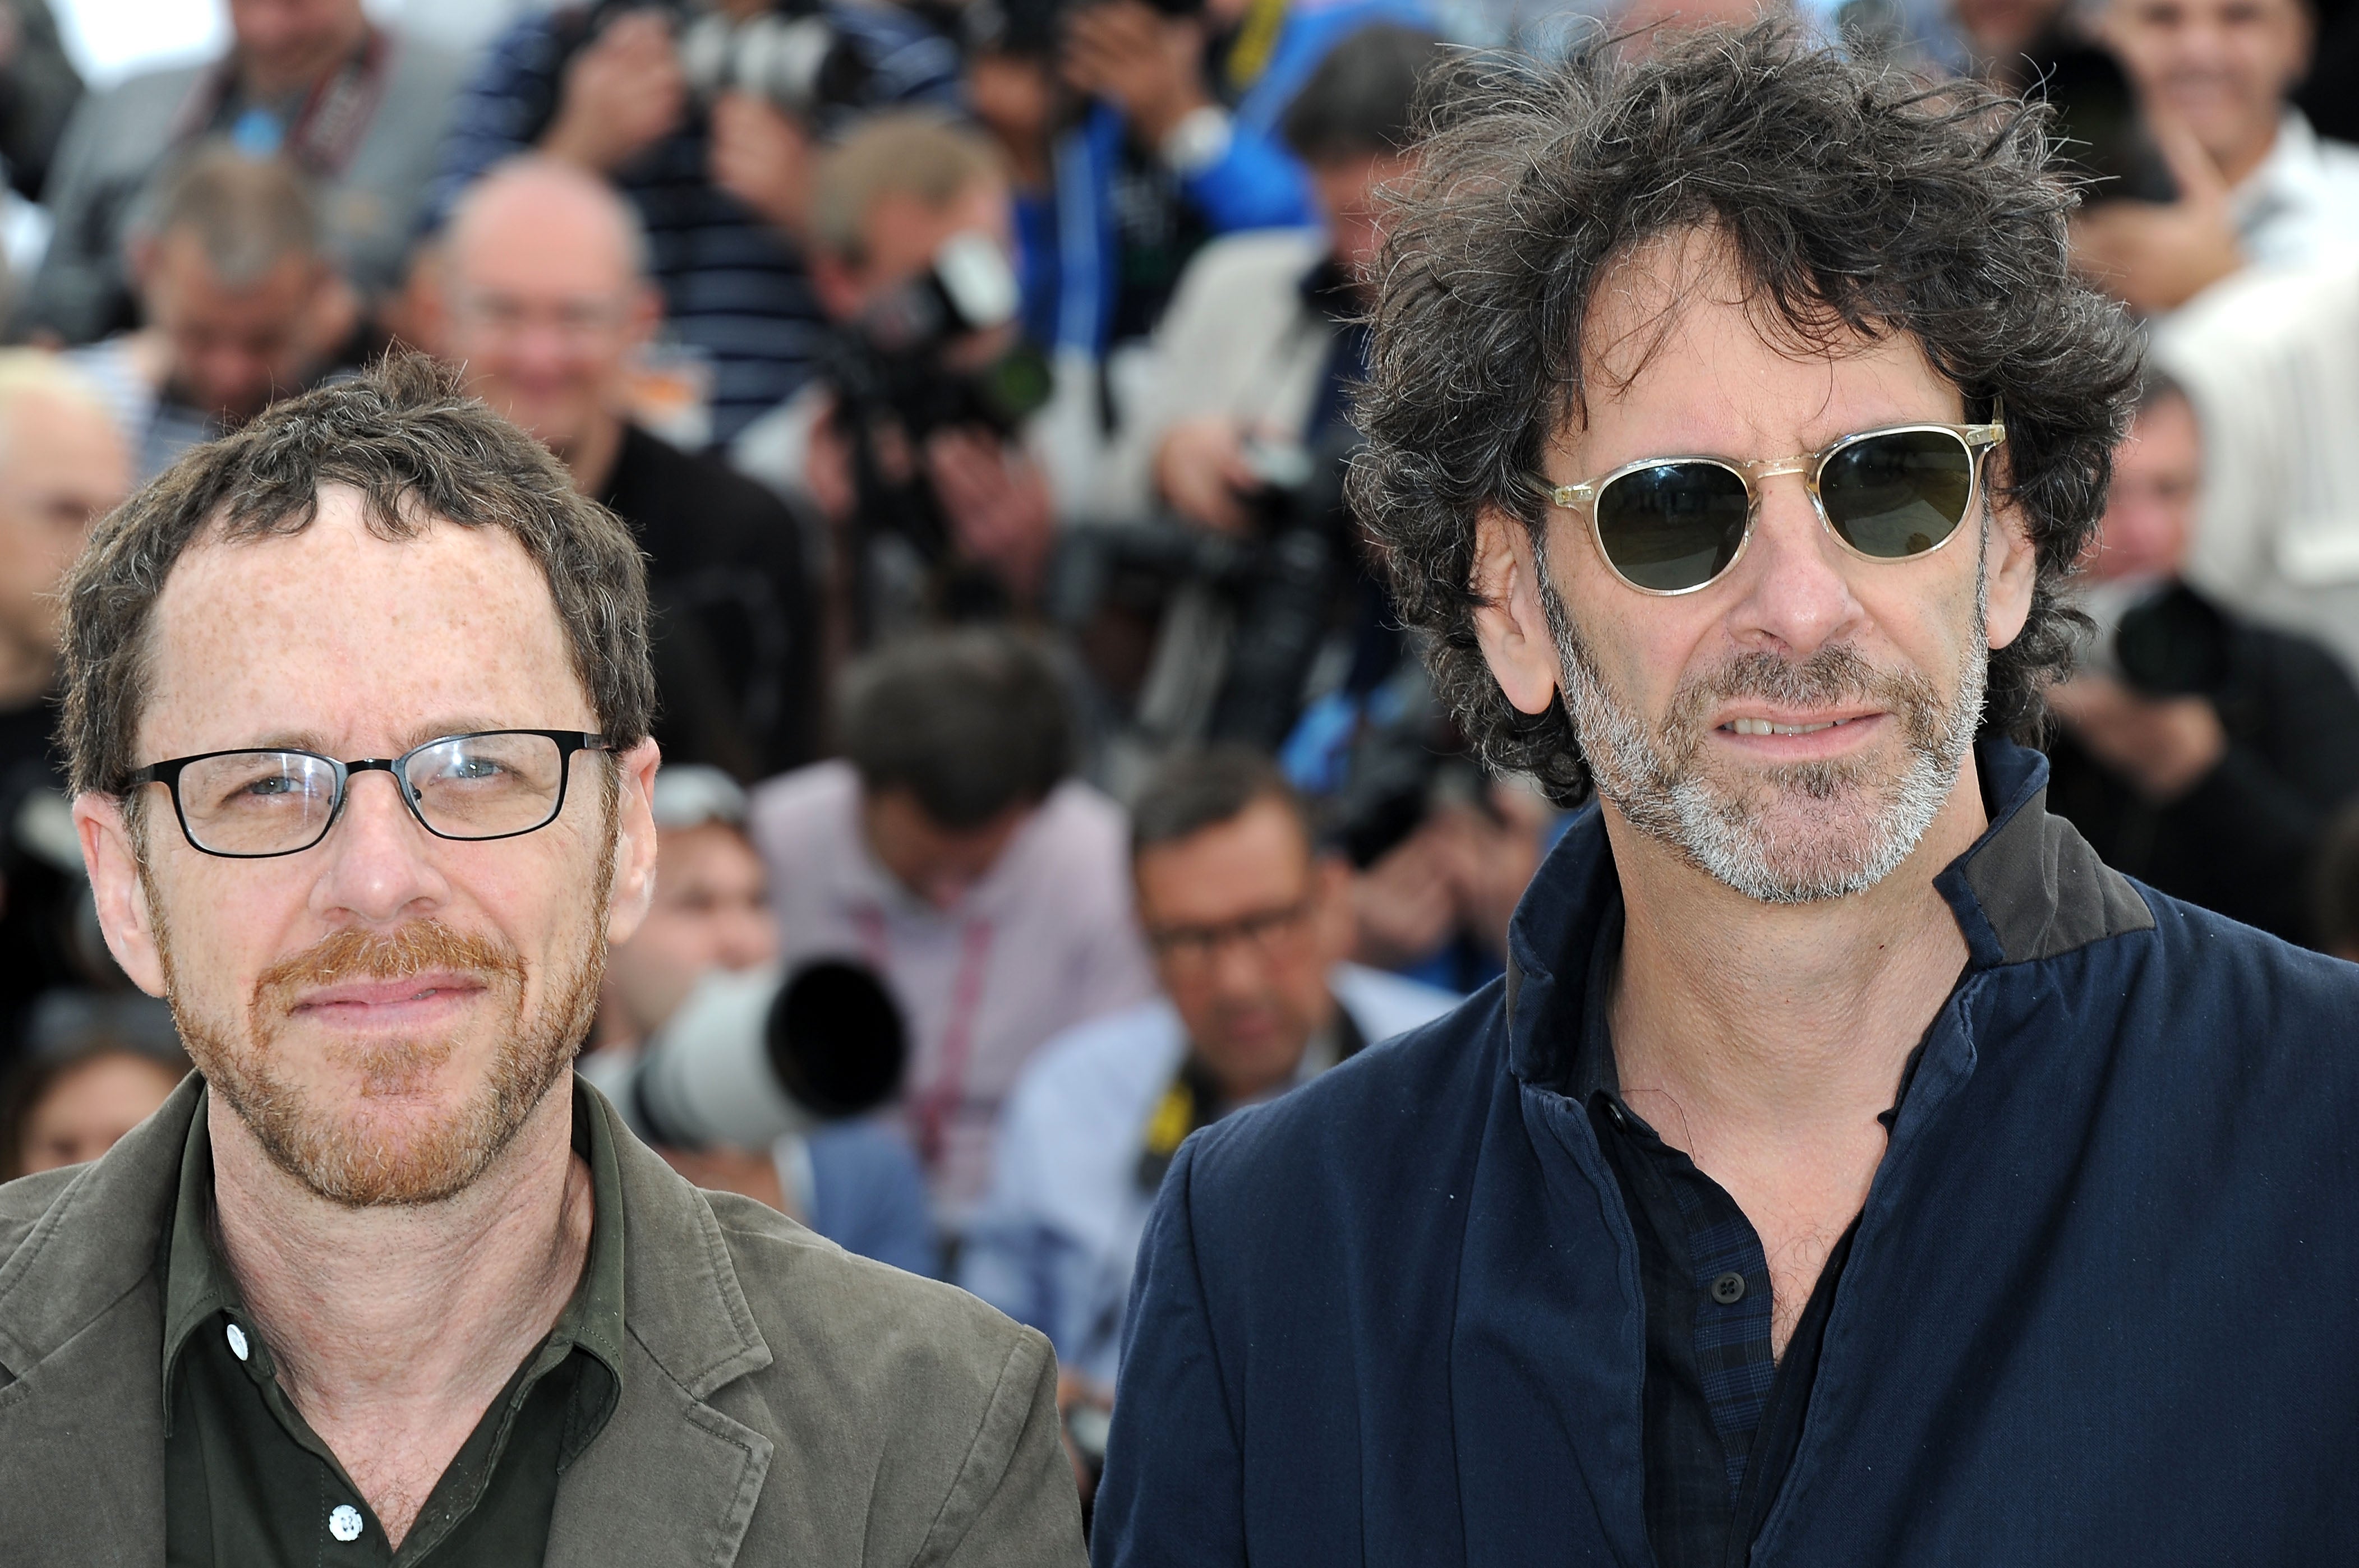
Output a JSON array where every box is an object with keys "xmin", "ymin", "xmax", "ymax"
[
  {"xmin": 225, "ymin": 1323, "xmax": 249, "ymax": 1362},
  {"xmin": 329, "ymin": 1505, "xmax": 363, "ymax": 1543}
]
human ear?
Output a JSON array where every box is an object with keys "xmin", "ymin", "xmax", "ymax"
[
  {"xmin": 72, "ymin": 792, "xmax": 167, "ymax": 997},
  {"xmin": 1469, "ymin": 503, "xmax": 1563, "ymax": 716},
  {"xmin": 605, "ymin": 739, "xmax": 662, "ymax": 946},
  {"xmin": 1983, "ymin": 487, "xmax": 2040, "ymax": 652}
]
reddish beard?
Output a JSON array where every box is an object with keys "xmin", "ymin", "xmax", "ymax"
[{"xmin": 166, "ymin": 918, "xmax": 605, "ymax": 1207}]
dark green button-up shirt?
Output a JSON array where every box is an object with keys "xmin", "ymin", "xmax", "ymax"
[{"xmin": 160, "ymin": 1082, "xmax": 627, "ymax": 1567}]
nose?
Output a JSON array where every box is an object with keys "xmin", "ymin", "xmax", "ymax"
[
  {"xmin": 1721, "ymin": 473, "xmax": 1866, "ymax": 661},
  {"xmin": 308, "ymin": 769, "xmax": 450, "ymax": 928}
]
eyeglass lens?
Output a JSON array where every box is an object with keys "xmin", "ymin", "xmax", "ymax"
[
  {"xmin": 1593, "ymin": 461, "xmax": 1752, "ymax": 593},
  {"xmin": 1591, "ymin": 430, "xmax": 1975, "ymax": 592},
  {"xmin": 1818, "ymin": 428, "xmax": 1974, "ymax": 559},
  {"xmin": 173, "ymin": 732, "xmax": 572, "ymax": 855}
]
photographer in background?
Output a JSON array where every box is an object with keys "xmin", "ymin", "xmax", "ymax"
[
  {"xmin": 430, "ymin": 155, "xmax": 817, "ymax": 778},
  {"xmin": 961, "ymin": 749, "xmax": 1453, "ymax": 1400},
  {"xmin": 589, "ymin": 765, "xmax": 935, "ymax": 1274},
  {"xmin": 735, "ymin": 114, "xmax": 1059, "ymax": 646},
  {"xmin": 0, "ymin": 353, "xmax": 128, "ymax": 1073},
  {"xmin": 67, "ymin": 144, "xmax": 358, "ymax": 483},
  {"xmin": 429, "ymin": 0, "xmax": 959, "ymax": 444},
  {"xmin": 22, "ymin": 0, "xmax": 464, "ymax": 344},
  {"xmin": 2048, "ymin": 373, "xmax": 2359, "ymax": 947},
  {"xmin": 751, "ymin": 629, "xmax": 1155, "ymax": 1235}
]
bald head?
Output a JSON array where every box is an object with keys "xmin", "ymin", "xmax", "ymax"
[
  {"xmin": 436, "ymin": 158, "xmax": 660, "ymax": 467},
  {"xmin": 0, "ymin": 354, "xmax": 127, "ymax": 695}
]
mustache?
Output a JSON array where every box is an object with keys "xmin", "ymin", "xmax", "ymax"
[
  {"xmin": 255, "ymin": 921, "xmax": 527, "ymax": 1007},
  {"xmin": 1661, "ymin": 644, "xmax": 1943, "ymax": 760}
]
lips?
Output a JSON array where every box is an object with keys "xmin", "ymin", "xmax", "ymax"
[{"xmin": 289, "ymin": 972, "xmax": 488, "ymax": 1016}]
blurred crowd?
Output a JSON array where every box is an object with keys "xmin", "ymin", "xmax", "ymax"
[{"xmin": 0, "ymin": 0, "xmax": 2354, "ymax": 1512}]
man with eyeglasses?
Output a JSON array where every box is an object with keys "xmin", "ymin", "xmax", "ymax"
[
  {"xmin": 1093, "ymin": 26, "xmax": 2359, "ymax": 1568},
  {"xmin": 0, "ymin": 355, "xmax": 1084, "ymax": 1565},
  {"xmin": 960, "ymin": 749, "xmax": 1453, "ymax": 1462}
]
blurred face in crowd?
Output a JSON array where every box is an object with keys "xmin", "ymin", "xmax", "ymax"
[
  {"xmin": 10, "ymin": 1049, "xmax": 185, "ymax": 1175},
  {"xmin": 860, "ymin": 788, "xmax": 1035, "ymax": 911},
  {"xmin": 1953, "ymin": 0, "xmax": 2071, "ymax": 63},
  {"xmin": 0, "ymin": 391, "xmax": 128, "ymax": 673},
  {"xmin": 439, "ymin": 165, "xmax": 659, "ymax": 464},
  {"xmin": 812, "ymin": 180, "xmax": 1016, "ymax": 329},
  {"xmin": 2103, "ymin": 0, "xmax": 2311, "ymax": 181},
  {"xmin": 229, "ymin": 0, "xmax": 371, "ymax": 98},
  {"xmin": 1135, "ymin": 796, "xmax": 1354, "ymax": 1104},
  {"xmin": 76, "ymin": 492, "xmax": 660, "ymax": 1207},
  {"xmin": 1311, "ymin": 150, "xmax": 1417, "ymax": 287},
  {"xmin": 966, "ymin": 52, "xmax": 1063, "ymax": 163},
  {"xmin": 2085, "ymin": 391, "xmax": 2201, "ymax": 583},
  {"xmin": 138, "ymin": 229, "xmax": 339, "ymax": 424},
  {"xmin": 1480, "ymin": 228, "xmax": 2036, "ymax": 905},
  {"xmin": 603, "ymin": 822, "xmax": 778, "ymax": 1043}
]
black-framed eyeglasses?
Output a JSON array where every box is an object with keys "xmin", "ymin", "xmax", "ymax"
[
  {"xmin": 1524, "ymin": 414, "xmax": 2006, "ymax": 596},
  {"xmin": 125, "ymin": 730, "xmax": 614, "ymax": 859},
  {"xmin": 1145, "ymin": 893, "xmax": 1317, "ymax": 970}
]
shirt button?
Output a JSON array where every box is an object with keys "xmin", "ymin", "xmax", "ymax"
[
  {"xmin": 225, "ymin": 1323, "xmax": 250, "ymax": 1362},
  {"xmin": 329, "ymin": 1505, "xmax": 364, "ymax": 1543},
  {"xmin": 1711, "ymin": 1271, "xmax": 1748, "ymax": 1305}
]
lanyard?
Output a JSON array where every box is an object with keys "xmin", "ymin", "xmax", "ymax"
[{"xmin": 850, "ymin": 907, "xmax": 997, "ymax": 1170}]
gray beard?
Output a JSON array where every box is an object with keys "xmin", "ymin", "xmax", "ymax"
[{"xmin": 1542, "ymin": 542, "xmax": 1989, "ymax": 905}]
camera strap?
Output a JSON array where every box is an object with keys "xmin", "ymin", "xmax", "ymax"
[
  {"xmin": 851, "ymin": 907, "xmax": 996, "ymax": 1173},
  {"xmin": 172, "ymin": 27, "xmax": 395, "ymax": 177}
]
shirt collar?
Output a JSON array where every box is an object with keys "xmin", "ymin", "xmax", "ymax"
[{"xmin": 160, "ymin": 1078, "xmax": 630, "ymax": 1410}]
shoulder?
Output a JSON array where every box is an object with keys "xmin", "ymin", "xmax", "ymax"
[
  {"xmin": 1017, "ymin": 781, "xmax": 1132, "ymax": 874},
  {"xmin": 71, "ymin": 64, "xmax": 200, "ymax": 139},
  {"xmin": 0, "ymin": 1166, "xmax": 80, "ymax": 1263},
  {"xmin": 707, "ymin": 1188, "xmax": 1057, "ymax": 1428},
  {"xmin": 1331, "ymin": 962, "xmax": 1462, "ymax": 1043},
  {"xmin": 749, "ymin": 762, "xmax": 859, "ymax": 846},
  {"xmin": 1007, "ymin": 1000, "xmax": 1185, "ymax": 1130},
  {"xmin": 1169, "ymin": 229, "xmax": 1326, "ymax": 310},
  {"xmin": 2161, "ymin": 256, "xmax": 2359, "ymax": 366},
  {"xmin": 381, "ymin": 30, "xmax": 471, "ymax": 94}
]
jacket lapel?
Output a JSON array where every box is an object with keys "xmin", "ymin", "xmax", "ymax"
[
  {"xmin": 0, "ymin": 1074, "xmax": 200, "ymax": 1568},
  {"xmin": 546, "ymin": 1088, "xmax": 775, "ymax": 1568}
]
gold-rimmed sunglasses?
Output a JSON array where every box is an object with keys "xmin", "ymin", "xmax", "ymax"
[{"xmin": 1525, "ymin": 414, "xmax": 2006, "ymax": 596}]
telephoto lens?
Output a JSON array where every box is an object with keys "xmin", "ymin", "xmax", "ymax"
[{"xmin": 585, "ymin": 959, "xmax": 908, "ymax": 1150}]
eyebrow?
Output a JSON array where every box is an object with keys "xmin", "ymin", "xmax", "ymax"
[{"xmin": 225, "ymin": 720, "xmax": 526, "ymax": 758}]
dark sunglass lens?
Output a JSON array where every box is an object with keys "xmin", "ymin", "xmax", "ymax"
[
  {"xmin": 1821, "ymin": 430, "xmax": 1973, "ymax": 559},
  {"xmin": 1594, "ymin": 463, "xmax": 1752, "ymax": 592}
]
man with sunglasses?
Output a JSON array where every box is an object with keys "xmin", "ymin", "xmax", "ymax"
[
  {"xmin": 0, "ymin": 356, "xmax": 1084, "ymax": 1565},
  {"xmin": 1093, "ymin": 26, "xmax": 2359, "ymax": 1568}
]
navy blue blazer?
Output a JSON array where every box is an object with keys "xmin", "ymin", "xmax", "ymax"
[{"xmin": 1093, "ymin": 740, "xmax": 2359, "ymax": 1566}]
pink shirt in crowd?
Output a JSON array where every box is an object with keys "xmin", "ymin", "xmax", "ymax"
[{"xmin": 749, "ymin": 761, "xmax": 1158, "ymax": 1226}]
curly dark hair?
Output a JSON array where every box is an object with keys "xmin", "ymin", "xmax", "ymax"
[
  {"xmin": 1347, "ymin": 23, "xmax": 2143, "ymax": 805},
  {"xmin": 61, "ymin": 351, "xmax": 655, "ymax": 800}
]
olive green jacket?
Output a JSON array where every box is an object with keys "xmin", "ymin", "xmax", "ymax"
[{"xmin": 0, "ymin": 1075, "xmax": 1086, "ymax": 1567}]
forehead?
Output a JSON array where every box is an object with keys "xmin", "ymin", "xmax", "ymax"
[
  {"xmin": 1573, "ymin": 228, "xmax": 1959, "ymax": 451},
  {"xmin": 1135, "ymin": 798, "xmax": 1311, "ymax": 913},
  {"xmin": 138, "ymin": 485, "xmax": 591, "ymax": 760},
  {"xmin": 861, "ymin": 184, "xmax": 1009, "ymax": 271},
  {"xmin": 451, "ymin": 179, "xmax": 635, "ymax": 298}
]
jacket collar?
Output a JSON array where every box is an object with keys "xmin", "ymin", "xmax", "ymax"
[
  {"xmin": 0, "ymin": 1073, "xmax": 778, "ymax": 1567},
  {"xmin": 1501, "ymin": 737, "xmax": 2155, "ymax": 1090}
]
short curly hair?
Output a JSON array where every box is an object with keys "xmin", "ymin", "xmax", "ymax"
[
  {"xmin": 61, "ymin": 352, "xmax": 655, "ymax": 800},
  {"xmin": 1347, "ymin": 24, "xmax": 2142, "ymax": 805}
]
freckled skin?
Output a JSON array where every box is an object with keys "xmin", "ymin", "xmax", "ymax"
[{"xmin": 77, "ymin": 485, "xmax": 658, "ymax": 1196}]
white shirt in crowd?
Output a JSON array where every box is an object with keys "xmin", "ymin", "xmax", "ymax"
[
  {"xmin": 748, "ymin": 760, "xmax": 1158, "ymax": 1226},
  {"xmin": 2227, "ymin": 111, "xmax": 2359, "ymax": 277},
  {"xmin": 2155, "ymin": 253, "xmax": 2359, "ymax": 681}
]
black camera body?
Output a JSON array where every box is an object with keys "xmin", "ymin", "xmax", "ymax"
[{"xmin": 2115, "ymin": 582, "xmax": 2236, "ymax": 700}]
